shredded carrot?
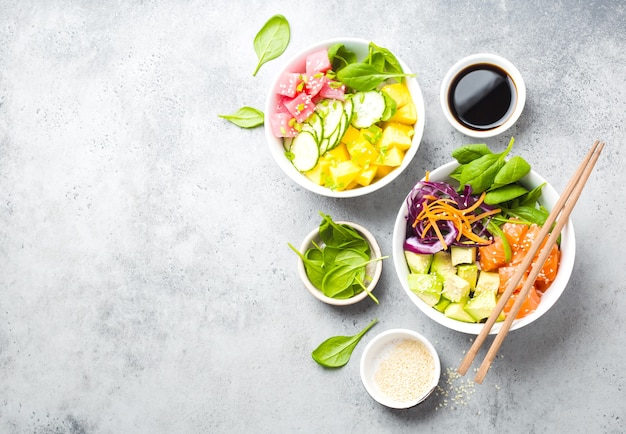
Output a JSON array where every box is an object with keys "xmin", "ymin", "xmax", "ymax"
[{"xmin": 412, "ymin": 191, "xmax": 499, "ymax": 249}]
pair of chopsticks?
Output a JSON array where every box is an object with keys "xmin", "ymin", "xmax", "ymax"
[{"xmin": 458, "ymin": 140, "xmax": 605, "ymax": 384}]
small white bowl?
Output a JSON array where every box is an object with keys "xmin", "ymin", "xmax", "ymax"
[
  {"xmin": 296, "ymin": 221, "xmax": 382, "ymax": 306},
  {"xmin": 360, "ymin": 328, "xmax": 440, "ymax": 409},
  {"xmin": 440, "ymin": 53, "xmax": 526, "ymax": 138},
  {"xmin": 265, "ymin": 37, "xmax": 425, "ymax": 198},
  {"xmin": 392, "ymin": 161, "xmax": 576, "ymax": 334}
]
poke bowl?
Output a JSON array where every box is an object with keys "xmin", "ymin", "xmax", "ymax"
[
  {"xmin": 392, "ymin": 160, "xmax": 576, "ymax": 334},
  {"xmin": 264, "ymin": 37, "xmax": 425, "ymax": 198}
]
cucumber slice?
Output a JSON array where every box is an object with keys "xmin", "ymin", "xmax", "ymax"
[
  {"xmin": 320, "ymin": 100, "xmax": 344, "ymax": 139},
  {"xmin": 302, "ymin": 112, "xmax": 323, "ymax": 143},
  {"xmin": 289, "ymin": 131, "xmax": 319, "ymax": 172},
  {"xmin": 351, "ymin": 91, "xmax": 386, "ymax": 129},
  {"xmin": 343, "ymin": 98, "xmax": 354, "ymax": 124},
  {"xmin": 326, "ymin": 109, "xmax": 348, "ymax": 152},
  {"xmin": 283, "ymin": 136, "xmax": 294, "ymax": 151},
  {"xmin": 317, "ymin": 100, "xmax": 344, "ymax": 155}
]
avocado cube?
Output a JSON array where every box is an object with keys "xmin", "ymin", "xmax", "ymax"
[
  {"xmin": 433, "ymin": 297, "xmax": 451, "ymax": 313},
  {"xmin": 441, "ymin": 273, "xmax": 471, "ymax": 303},
  {"xmin": 431, "ymin": 251, "xmax": 456, "ymax": 278},
  {"xmin": 444, "ymin": 301, "xmax": 477, "ymax": 323},
  {"xmin": 404, "ymin": 250, "xmax": 433, "ymax": 274},
  {"xmin": 464, "ymin": 291, "xmax": 497, "ymax": 322},
  {"xmin": 457, "ymin": 263, "xmax": 479, "ymax": 290},
  {"xmin": 451, "ymin": 246, "xmax": 477, "ymax": 266},
  {"xmin": 475, "ymin": 271, "xmax": 501, "ymax": 295},
  {"xmin": 408, "ymin": 273, "xmax": 442, "ymax": 307}
]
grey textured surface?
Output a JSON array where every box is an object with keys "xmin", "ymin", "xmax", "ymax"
[{"xmin": 1, "ymin": 1, "xmax": 625, "ymax": 433}]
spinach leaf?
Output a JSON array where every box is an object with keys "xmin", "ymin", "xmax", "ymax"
[
  {"xmin": 219, "ymin": 106, "xmax": 264, "ymax": 128},
  {"xmin": 491, "ymin": 155, "xmax": 531, "ymax": 189},
  {"xmin": 487, "ymin": 220, "xmax": 512, "ymax": 263},
  {"xmin": 327, "ymin": 43, "xmax": 357, "ymax": 72},
  {"xmin": 457, "ymin": 137, "xmax": 513, "ymax": 194},
  {"xmin": 380, "ymin": 90, "xmax": 398, "ymax": 121},
  {"xmin": 458, "ymin": 153, "xmax": 504, "ymax": 194},
  {"xmin": 367, "ymin": 50, "xmax": 386, "ymax": 72},
  {"xmin": 322, "ymin": 264, "xmax": 360, "ymax": 297},
  {"xmin": 517, "ymin": 182, "xmax": 546, "ymax": 207},
  {"xmin": 367, "ymin": 42, "xmax": 404, "ymax": 74},
  {"xmin": 505, "ymin": 205, "xmax": 549, "ymax": 226},
  {"xmin": 252, "ymin": 14, "xmax": 290, "ymax": 76},
  {"xmin": 337, "ymin": 63, "xmax": 415, "ymax": 92},
  {"xmin": 288, "ymin": 243, "xmax": 324, "ymax": 289},
  {"xmin": 311, "ymin": 319, "xmax": 378, "ymax": 368},
  {"xmin": 451, "ymin": 143, "xmax": 492, "ymax": 164},
  {"xmin": 484, "ymin": 184, "xmax": 529, "ymax": 205}
]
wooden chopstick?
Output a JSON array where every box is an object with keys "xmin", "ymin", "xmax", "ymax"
[{"xmin": 457, "ymin": 140, "xmax": 605, "ymax": 383}]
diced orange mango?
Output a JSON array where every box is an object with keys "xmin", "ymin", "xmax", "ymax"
[
  {"xmin": 356, "ymin": 165, "xmax": 378, "ymax": 186},
  {"xmin": 304, "ymin": 158, "xmax": 331, "ymax": 185},
  {"xmin": 379, "ymin": 124, "xmax": 413, "ymax": 152},
  {"xmin": 379, "ymin": 146, "xmax": 405, "ymax": 167},
  {"xmin": 329, "ymin": 160, "xmax": 361, "ymax": 190},
  {"xmin": 375, "ymin": 164, "xmax": 396, "ymax": 179},
  {"xmin": 389, "ymin": 102, "xmax": 417, "ymax": 125},
  {"xmin": 324, "ymin": 142, "xmax": 350, "ymax": 164},
  {"xmin": 362, "ymin": 124, "xmax": 382, "ymax": 145},
  {"xmin": 381, "ymin": 121, "xmax": 414, "ymax": 137},
  {"xmin": 381, "ymin": 83, "xmax": 412, "ymax": 108},
  {"xmin": 346, "ymin": 138, "xmax": 379, "ymax": 168},
  {"xmin": 341, "ymin": 125, "xmax": 361, "ymax": 146}
]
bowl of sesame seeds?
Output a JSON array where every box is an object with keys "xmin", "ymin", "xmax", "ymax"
[{"xmin": 360, "ymin": 328, "xmax": 441, "ymax": 409}]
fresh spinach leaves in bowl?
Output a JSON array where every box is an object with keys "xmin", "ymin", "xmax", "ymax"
[{"xmin": 289, "ymin": 212, "xmax": 385, "ymax": 306}]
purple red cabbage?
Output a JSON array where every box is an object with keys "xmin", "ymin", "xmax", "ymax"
[{"xmin": 403, "ymin": 180, "xmax": 498, "ymax": 255}]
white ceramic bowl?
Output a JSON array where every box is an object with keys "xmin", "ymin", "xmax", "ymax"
[
  {"xmin": 296, "ymin": 221, "xmax": 382, "ymax": 306},
  {"xmin": 392, "ymin": 161, "xmax": 576, "ymax": 334},
  {"xmin": 440, "ymin": 53, "xmax": 526, "ymax": 138},
  {"xmin": 360, "ymin": 328, "xmax": 440, "ymax": 409},
  {"xmin": 265, "ymin": 37, "xmax": 425, "ymax": 198}
]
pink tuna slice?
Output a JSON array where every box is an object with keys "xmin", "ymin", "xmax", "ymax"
[
  {"xmin": 305, "ymin": 48, "xmax": 332, "ymax": 77},
  {"xmin": 270, "ymin": 112, "xmax": 299, "ymax": 138},
  {"xmin": 274, "ymin": 72, "xmax": 303, "ymax": 98},
  {"xmin": 273, "ymin": 95, "xmax": 292, "ymax": 115},
  {"xmin": 283, "ymin": 92, "xmax": 315, "ymax": 123},
  {"xmin": 319, "ymin": 79, "xmax": 346, "ymax": 101},
  {"xmin": 305, "ymin": 73, "xmax": 326, "ymax": 97}
]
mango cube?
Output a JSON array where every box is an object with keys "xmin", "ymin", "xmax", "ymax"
[
  {"xmin": 341, "ymin": 125, "xmax": 361, "ymax": 146},
  {"xmin": 304, "ymin": 159, "xmax": 330, "ymax": 185},
  {"xmin": 379, "ymin": 146, "xmax": 404, "ymax": 167},
  {"xmin": 356, "ymin": 165, "xmax": 378, "ymax": 186},
  {"xmin": 362, "ymin": 124, "xmax": 382, "ymax": 145},
  {"xmin": 324, "ymin": 142, "xmax": 350, "ymax": 163},
  {"xmin": 382, "ymin": 121, "xmax": 414, "ymax": 137},
  {"xmin": 347, "ymin": 138, "xmax": 380, "ymax": 168},
  {"xmin": 381, "ymin": 83, "xmax": 413, "ymax": 108},
  {"xmin": 329, "ymin": 160, "xmax": 361, "ymax": 190},
  {"xmin": 379, "ymin": 124, "xmax": 413, "ymax": 152},
  {"xmin": 389, "ymin": 102, "xmax": 417, "ymax": 125},
  {"xmin": 375, "ymin": 164, "xmax": 396, "ymax": 179}
]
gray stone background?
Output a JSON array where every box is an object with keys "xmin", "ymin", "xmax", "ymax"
[{"xmin": 1, "ymin": 1, "xmax": 624, "ymax": 433}]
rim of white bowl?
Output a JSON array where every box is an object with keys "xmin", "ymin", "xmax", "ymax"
[
  {"xmin": 392, "ymin": 161, "xmax": 576, "ymax": 335},
  {"xmin": 439, "ymin": 53, "xmax": 526, "ymax": 138},
  {"xmin": 264, "ymin": 37, "xmax": 425, "ymax": 198},
  {"xmin": 296, "ymin": 220, "xmax": 382, "ymax": 306},
  {"xmin": 360, "ymin": 328, "xmax": 441, "ymax": 409}
]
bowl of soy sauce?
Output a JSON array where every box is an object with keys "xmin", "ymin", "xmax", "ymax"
[{"xmin": 440, "ymin": 53, "xmax": 526, "ymax": 138}]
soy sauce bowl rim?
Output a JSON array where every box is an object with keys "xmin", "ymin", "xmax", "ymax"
[{"xmin": 440, "ymin": 53, "xmax": 526, "ymax": 138}]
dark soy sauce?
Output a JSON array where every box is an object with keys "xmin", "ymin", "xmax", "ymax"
[{"xmin": 448, "ymin": 63, "xmax": 516, "ymax": 131}]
